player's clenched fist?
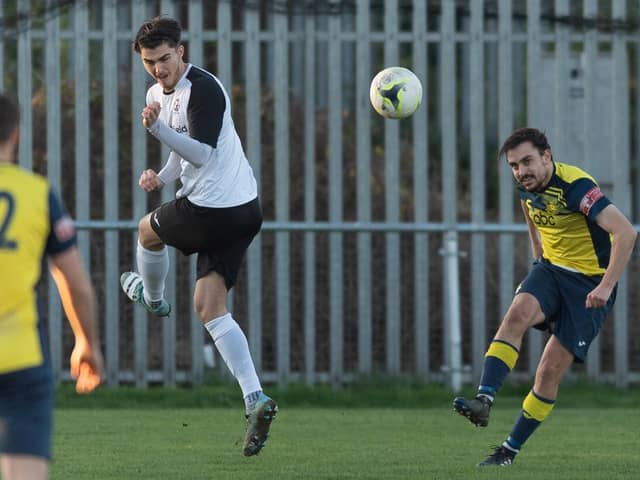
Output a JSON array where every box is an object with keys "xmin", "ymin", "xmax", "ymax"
[
  {"xmin": 139, "ymin": 169, "xmax": 164, "ymax": 192},
  {"xmin": 142, "ymin": 101, "xmax": 161, "ymax": 128}
]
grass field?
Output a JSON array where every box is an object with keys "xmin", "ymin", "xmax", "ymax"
[{"xmin": 51, "ymin": 383, "xmax": 640, "ymax": 479}]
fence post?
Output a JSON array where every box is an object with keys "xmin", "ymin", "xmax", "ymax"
[
  {"xmin": 103, "ymin": 0, "xmax": 119, "ymax": 387},
  {"xmin": 304, "ymin": 10, "xmax": 317, "ymax": 385},
  {"xmin": 274, "ymin": 9, "xmax": 291, "ymax": 387},
  {"xmin": 45, "ymin": 0, "xmax": 63, "ymax": 383},
  {"xmin": 442, "ymin": 232, "xmax": 462, "ymax": 393},
  {"xmin": 413, "ymin": 0, "xmax": 429, "ymax": 381}
]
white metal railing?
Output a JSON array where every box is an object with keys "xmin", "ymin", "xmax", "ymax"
[{"xmin": 2, "ymin": 0, "xmax": 639, "ymax": 389}]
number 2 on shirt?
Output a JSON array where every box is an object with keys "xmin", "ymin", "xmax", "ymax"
[{"xmin": 0, "ymin": 191, "xmax": 18, "ymax": 250}]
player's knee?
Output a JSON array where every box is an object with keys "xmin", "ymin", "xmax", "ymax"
[
  {"xmin": 137, "ymin": 215, "xmax": 150, "ymax": 234},
  {"xmin": 502, "ymin": 306, "xmax": 531, "ymax": 332},
  {"xmin": 504, "ymin": 293, "xmax": 544, "ymax": 331},
  {"xmin": 137, "ymin": 217, "xmax": 152, "ymax": 245},
  {"xmin": 137, "ymin": 216, "xmax": 162, "ymax": 250},
  {"xmin": 193, "ymin": 295, "xmax": 226, "ymax": 323}
]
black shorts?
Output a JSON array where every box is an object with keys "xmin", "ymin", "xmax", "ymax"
[
  {"xmin": 150, "ymin": 197, "xmax": 262, "ymax": 289},
  {"xmin": 0, "ymin": 364, "xmax": 53, "ymax": 459},
  {"xmin": 517, "ymin": 258, "xmax": 616, "ymax": 362}
]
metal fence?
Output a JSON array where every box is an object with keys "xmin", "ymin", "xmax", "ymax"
[{"xmin": 2, "ymin": 0, "xmax": 640, "ymax": 389}]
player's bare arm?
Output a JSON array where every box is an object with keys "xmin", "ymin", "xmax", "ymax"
[
  {"xmin": 585, "ymin": 204, "xmax": 637, "ymax": 308},
  {"xmin": 49, "ymin": 247, "xmax": 104, "ymax": 394},
  {"xmin": 520, "ymin": 200, "xmax": 543, "ymax": 259}
]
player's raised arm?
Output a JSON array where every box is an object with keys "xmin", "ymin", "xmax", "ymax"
[{"xmin": 144, "ymin": 108, "xmax": 213, "ymax": 168}]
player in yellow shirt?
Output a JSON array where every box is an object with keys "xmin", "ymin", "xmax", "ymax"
[
  {"xmin": 0, "ymin": 93, "xmax": 104, "ymax": 480},
  {"xmin": 453, "ymin": 128, "xmax": 637, "ymax": 466}
]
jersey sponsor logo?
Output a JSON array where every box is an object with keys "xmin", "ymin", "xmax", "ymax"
[
  {"xmin": 579, "ymin": 187, "xmax": 604, "ymax": 215},
  {"xmin": 54, "ymin": 215, "xmax": 75, "ymax": 242},
  {"xmin": 532, "ymin": 211, "xmax": 555, "ymax": 226},
  {"xmin": 173, "ymin": 124, "xmax": 188, "ymax": 134}
]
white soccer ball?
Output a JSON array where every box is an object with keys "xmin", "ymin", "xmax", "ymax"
[{"xmin": 369, "ymin": 66, "xmax": 422, "ymax": 119}]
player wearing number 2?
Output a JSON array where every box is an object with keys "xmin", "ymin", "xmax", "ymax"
[{"xmin": 0, "ymin": 92, "xmax": 103, "ymax": 480}]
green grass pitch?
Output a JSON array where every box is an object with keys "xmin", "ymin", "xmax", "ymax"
[{"xmin": 51, "ymin": 400, "xmax": 639, "ymax": 479}]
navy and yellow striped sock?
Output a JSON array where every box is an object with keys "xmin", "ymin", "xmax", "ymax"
[
  {"xmin": 477, "ymin": 340, "xmax": 519, "ymax": 401},
  {"xmin": 504, "ymin": 390, "xmax": 555, "ymax": 452}
]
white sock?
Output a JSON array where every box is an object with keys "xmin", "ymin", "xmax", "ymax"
[
  {"xmin": 204, "ymin": 313, "xmax": 262, "ymax": 401},
  {"xmin": 136, "ymin": 241, "xmax": 169, "ymax": 303}
]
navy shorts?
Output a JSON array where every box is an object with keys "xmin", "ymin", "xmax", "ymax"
[
  {"xmin": 517, "ymin": 259, "xmax": 616, "ymax": 362},
  {"xmin": 150, "ymin": 197, "xmax": 263, "ymax": 289},
  {"xmin": 0, "ymin": 364, "xmax": 54, "ymax": 459}
]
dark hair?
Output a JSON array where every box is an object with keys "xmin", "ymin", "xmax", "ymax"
[
  {"xmin": 0, "ymin": 93, "xmax": 19, "ymax": 143},
  {"xmin": 133, "ymin": 16, "xmax": 182, "ymax": 53},
  {"xmin": 498, "ymin": 127, "xmax": 551, "ymax": 160}
]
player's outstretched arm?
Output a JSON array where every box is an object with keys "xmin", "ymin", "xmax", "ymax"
[
  {"xmin": 586, "ymin": 204, "xmax": 637, "ymax": 308},
  {"xmin": 49, "ymin": 247, "xmax": 104, "ymax": 393}
]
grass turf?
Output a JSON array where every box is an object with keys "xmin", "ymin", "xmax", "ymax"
[
  {"xmin": 50, "ymin": 382, "xmax": 640, "ymax": 479},
  {"xmin": 52, "ymin": 407, "xmax": 639, "ymax": 479}
]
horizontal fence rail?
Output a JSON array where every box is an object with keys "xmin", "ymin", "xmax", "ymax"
[{"xmin": 72, "ymin": 221, "xmax": 640, "ymax": 233}]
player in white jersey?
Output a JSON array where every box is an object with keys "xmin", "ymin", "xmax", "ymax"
[{"xmin": 120, "ymin": 16, "xmax": 276, "ymax": 457}]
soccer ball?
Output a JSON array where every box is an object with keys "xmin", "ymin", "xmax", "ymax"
[{"xmin": 369, "ymin": 66, "xmax": 422, "ymax": 119}]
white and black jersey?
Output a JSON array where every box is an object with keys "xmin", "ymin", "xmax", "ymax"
[{"xmin": 146, "ymin": 64, "xmax": 257, "ymax": 208}]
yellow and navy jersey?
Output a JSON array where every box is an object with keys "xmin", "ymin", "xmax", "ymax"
[
  {"xmin": 518, "ymin": 162, "xmax": 612, "ymax": 276},
  {"xmin": 0, "ymin": 163, "xmax": 76, "ymax": 374}
]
